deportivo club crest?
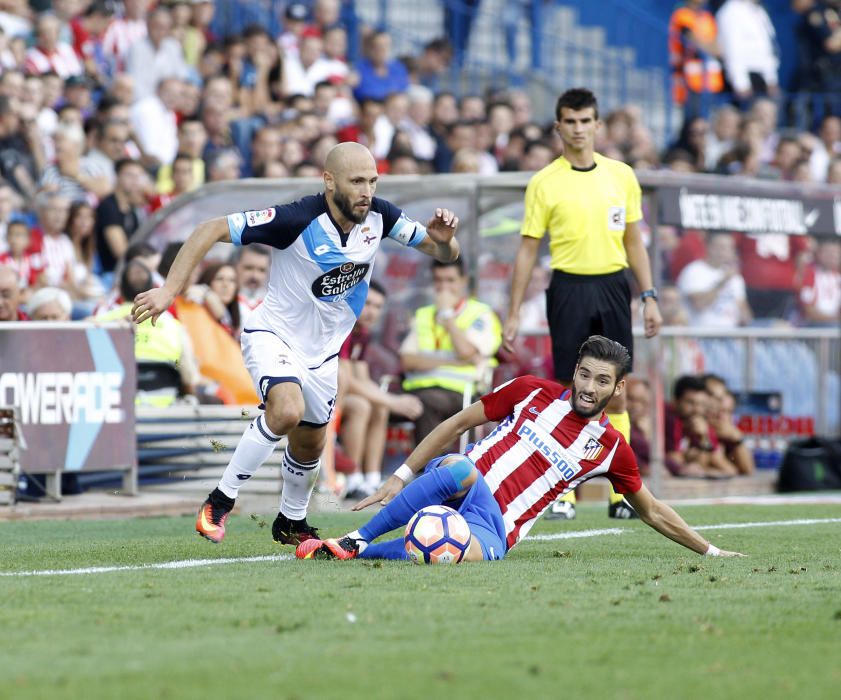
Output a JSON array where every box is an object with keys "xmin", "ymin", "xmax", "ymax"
[{"xmin": 582, "ymin": 437, "xmax": 604, "ymax": 461}]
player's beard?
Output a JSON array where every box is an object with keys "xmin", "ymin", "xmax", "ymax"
[
  {"xmin": 333, "ymin": 187, "xmax": 370, "ymax": 224},
  {"xmin": 570, "ymin": 385, "xmax": 612, "ymax": 419}
]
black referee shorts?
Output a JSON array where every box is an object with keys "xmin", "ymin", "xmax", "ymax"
[{"xmin": 545, "ymin": 269, "xmax": 633, "ymax": 382}]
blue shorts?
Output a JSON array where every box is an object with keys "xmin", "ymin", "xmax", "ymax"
[{"xmin": 425, "ymin": 454, "xmax": 508, "ymax": 561}]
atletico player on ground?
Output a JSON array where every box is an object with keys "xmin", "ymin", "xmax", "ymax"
[{"xmin": 297, "ymin": 336, "xmax": 745, "ymax": 561}]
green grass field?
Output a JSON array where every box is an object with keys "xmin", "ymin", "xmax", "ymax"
[{"xmin": 1, "ymin": 503, "xmax": 840, "ymax": 700}]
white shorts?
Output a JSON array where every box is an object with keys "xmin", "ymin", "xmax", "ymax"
[{"xmin": 240, "ymin": 330, "xmax": 338, "ymax": 427}]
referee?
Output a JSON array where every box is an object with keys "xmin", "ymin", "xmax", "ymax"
[{"xmin": 503, "ymin": 87, "xmax": 662, "ymax": 520}]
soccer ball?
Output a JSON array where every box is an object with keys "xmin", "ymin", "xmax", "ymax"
[{"xmin": 404, "ymin": 505, "xmax": 472, "ymax": 565}]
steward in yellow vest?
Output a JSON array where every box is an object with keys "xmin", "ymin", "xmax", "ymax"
[{"xmin": 400, "ymin": 258, "xmax": 502, "ymax": 447}]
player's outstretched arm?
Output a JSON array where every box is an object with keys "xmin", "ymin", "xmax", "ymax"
[
  {"xmin": 416, "ymin": 208, "xmax": 460, "ymax": 262},
  {"xmin": 131, "ymin": 218, "xmax": 231, "ymax": 325},
  {"xmin": 625, "ymin": 485, "xmax": 746, "ymax": 557},
  {"xmin": 352, "ymin": 401, "xmax": 488, "ymax": 510}
]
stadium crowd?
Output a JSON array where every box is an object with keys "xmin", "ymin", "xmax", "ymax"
[{"xmin": 0, "ymin": 0, "xmax": 838, "ymax": 496}]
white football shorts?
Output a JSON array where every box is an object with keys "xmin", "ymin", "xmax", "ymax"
[{"xmin": 240, "ymin": 329, "xmax": 338, "ymax": 427}]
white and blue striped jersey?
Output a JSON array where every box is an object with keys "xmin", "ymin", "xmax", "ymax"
[{"xmin": 227, "ymin": 193, "xmax": 427, "ymax": 366}]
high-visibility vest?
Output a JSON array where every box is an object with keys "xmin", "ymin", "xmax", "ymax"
[
  {"xmin": 402, "ymin": 299, "xmax": 500, "ymax": 395},
  {"xmin": 668, "ymin": 6, "xmax": 724, "ymax": 103},
  {"xmin": 96, "ymin": 303, "xmax": 183, "ymax": 406}
]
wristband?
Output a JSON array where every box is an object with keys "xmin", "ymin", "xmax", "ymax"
[
  {"xmin": 394, "ymin": 464, "xmax": 414, "ymax": 483},
  {"xmin": 437, "ymin": 308, "xmax": 456, "ymax": 321},
  {"xmin": 705, "ymin": 543, "xmax": 721, "ymax": 557}
]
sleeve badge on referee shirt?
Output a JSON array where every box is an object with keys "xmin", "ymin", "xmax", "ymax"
[
  {"xmin": 582, "ymin": 437, "xmax": 604, "ymax": 461},
  {"xmin": 607, "ymin": 206, "xmax": 626, "ymax": 231}
]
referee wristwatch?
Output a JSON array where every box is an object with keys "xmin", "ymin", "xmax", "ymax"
[{"xmin": 640, "ymin": 288, "xmax": 658, "ymax": 303}]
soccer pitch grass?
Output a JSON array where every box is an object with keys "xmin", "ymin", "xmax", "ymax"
[{"xmin": 1, "ymin": 504, "xmax": 840, "ymax": 700}]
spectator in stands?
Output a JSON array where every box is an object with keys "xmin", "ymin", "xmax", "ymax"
[
  {"xmin": 25, "ymin": 12, "xmax": 84, "ymax": 79},
  {"xmin": 399, "ymin": 257, "xmax": 502, "ymax": 450},
  {"xmin": 70, "ymin": 1, "xmax": 115, "ymax": 85},
  {"xmin": 658, "ymin": 283, "xmax": 691, "ymax": 325},
  {"xmin": 285, "ymin": 30, "xmax": 346, "ymax": 98},
  {"xmin": 235, "ymin": 24, "xmax": 281, "ymax": 116},
  {"xmin": 670, "ymin": 116, "xmax": 710, "ymax": 171},
  {"xmin": 798, "ymin": 0, "xmax": 841, "ymax": 117},
  {"xmin": 766, "ymin": 135, "xmax": 804, "ymax": 180},
  {"xmin": 34, "ymin": 192, "xmax": 76, "ymax": 288},
  {"xmin": 665, "ymin": 374, "xmax": 739, "ymax": 478},
  {"xmin": 149, "ymin": 152, "xmax": 195, "ymax": 212},
  {"xmin": 65, "ymin": 200, "xmax": 104, "ymax": 313},
  {"xmin": 414, "ymin": 38, "xmax": 451, "ymax": 90},
  {"xmin": 0, "ymin": 220, "xmax": 44, "ymax": 295},
  {"xmin": 0, "ymin": 263, "xmax": 26, "ymax": 320},
  {"xmin": 103, "ymin": 0, "xmax": 152, "ymax": 70},
  {"xmin": 39, "ymin": 122, "xmax": 110, "ymax": 202},
  {"xmin": 703, "ymin": 373, "xmax": 755, "ymax": 475},
  {"xmin": 0, "ymin": 94, "xmax": 43, "ymax": 201},
  {"xmin": 243, "ymin": 125, "xmax": 282, "ymax": 178},
  {"xmin": 83, "ymin": 119, "xmax": 130, "ymax": 191},
  {"xmin": 130, "ymin": 77, "xmax": 181, "ymax": 169},
  {"xmin": 126, "ymin": 4, "xmax": 189, "ymax": 102},
  {"xmin": 97, "ymin": 258, "xmax": 199, "ymax": 406},
  {"xmin": 353, "ymin": 31, "xmax": 409, "ymax": 102},
  {"xmin": 798, "ymin": 238, "xmax": 841, "ymax": 326},
  {"xmin": 401, "ymin": 84, "xmax": 437, "ymax": 164},
  {"xmin": 668, "ymin": 0, "xmax": 724, "ymax": 122},
  {"xmin": 156, "ymin": 118, "xmax": 207, "ymax": 194},
  {"xmin": 26, "ymin": 285, "xmax": 71, "ymax": 321},
  {"xmin": 625, "ymin": 376, "xmax": 652, "ymax": 476},
  {"xmin": 677, "ymin": 232, "xmax": 752, "ymax": 327},
  {"xmin": 94, "ymin": 158, "xmax": 146, "ymax": 278},
  {"xmin": 337, "ymin": 281, "xmax": 423, "ymax": 500},
  {"xmin": 233, "ymin": 243, "xmax": 269, "ymax": 318},
  {"xmin": 190, "ymin": 261, "xmax": 241, "ymax": 338},
  {"xmin": 336, "ymin": 97, "xmax": 387, "ymax": 160},
  {"xmin": 736, "ymin": 229, "xmax": 811, "ymax": 321},
  {"xmin": 520, "ymin": 139, "xmax": 554, "ymax": 171},
  {"xmin": 206, "ymin": 147, "xmax": 242, "ymax": 182},
  {"xmin": 704, "ymin": 104, "xmax": 740, "ymax": 169},
  {"xmin": 277, "ymin": 2, "xmax": 310, "ymax": 60},
  {"xmin": 715, "ymin": 0, "xmax": 779, "ymax": 108}
]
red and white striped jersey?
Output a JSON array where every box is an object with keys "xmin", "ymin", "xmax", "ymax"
[{"xmin": 468, "ymin": 375, "xmax": 642, "ymax": 549}]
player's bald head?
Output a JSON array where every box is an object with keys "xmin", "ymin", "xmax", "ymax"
[{"xmin": 324, "ymin": 142, "xmax": 376, "ymax": 176}]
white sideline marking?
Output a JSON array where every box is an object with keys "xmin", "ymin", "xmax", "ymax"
[
  {"xmin": 693, "ymin": 517, "xmax": 841, "ymax": 531},
  {"xmin": 2, "ymin": 518, "xmax": 840, "ymax": 577},
  {"xmin": 0, "ymin": 554, "xmax": 293, "ymax": 578},
  {"xmin": 525, "ymin": 517, "xmax": 841, "ymax": 543},
  {"xmin": 529, "ymin": 528, "xmax": 626, "ymax": 541}
]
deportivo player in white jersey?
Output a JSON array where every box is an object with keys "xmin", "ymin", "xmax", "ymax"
[
  {"xmin": 132, "ymin": 142, "xmax": 461, "ymax": 545},
  {"xmin": 297, "ymin": 336, "xmax": 744, "ymax": 561}
]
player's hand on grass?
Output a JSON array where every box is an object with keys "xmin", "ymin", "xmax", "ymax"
[
  {"xmin": 426, "ymin": 208, "xmax": 459, "ymax": 244},
  {"xmin": 132, "ymin": 286, "xmax": 176, "ymax": 326},
  {"xmin": 352, "ymin": 475, "xmax": 404, "ymax": 511},
  {"xmin": 718, "ymin": 549, "xmax": 747, "ymax": 557}
]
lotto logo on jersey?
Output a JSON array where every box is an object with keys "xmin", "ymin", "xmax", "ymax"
[
  {"xmin": 582, "ymin": 437, "xmax": 604, "ymax": 461},
  {"xmin": 607, "ymin": 206, "xmax": 626, "ymax": 231},
  {"xmin": 245, "ymin": 208, "xmax": 277, "ymax": 227},
  {"xmin": 311, "ymin": 262, "xmax": 370, "ymax": 300}
]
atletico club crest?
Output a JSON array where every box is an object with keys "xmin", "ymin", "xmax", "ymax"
[{"xmin": 582, "ymin": 437, "xmax": 604, "ymax": 461}]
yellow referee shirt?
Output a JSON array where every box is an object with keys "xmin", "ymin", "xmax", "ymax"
[{"xmin": 521, "ymin": 153, "xmax": 643, "ymax": 275}]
